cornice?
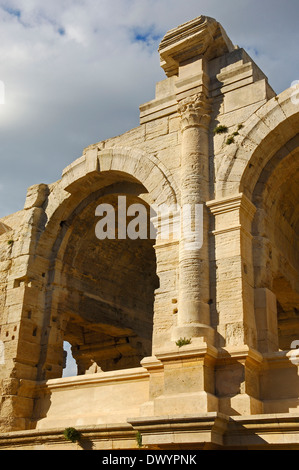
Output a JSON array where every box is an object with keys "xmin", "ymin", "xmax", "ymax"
[
  {"xmin": 159, "ymin": 16, "xmax": 234, "ymax": 77},
  {"xmin": 207, "ymin": 193, "xmax": 257, "ymax": 220}
]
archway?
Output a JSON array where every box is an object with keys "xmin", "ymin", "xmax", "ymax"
[
  {"xmin": 252, "ymin": 138, "xmax": 299, "ymax": 351},
  {"xmin": 24, "ymin": 146, "xmax": 178, "ymax": 381},
  {"xmin": 49, "ymin": 179, "xmax": 159, "ymax": 376},
  {"xmin": 60, "ymin": 187, "xmax": 159, "ymax": 374},
  {"xmin": 216, "ymin": 88, "xmax": 299, "ymax": 200},
  {"xmin": 217, "ymin": 88, "xmax": 299, "ymax": 353}
]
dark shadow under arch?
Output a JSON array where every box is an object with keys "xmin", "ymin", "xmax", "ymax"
[{"xmin": 37, "ymin": 176, "xmax": 159, "ymax": 379}]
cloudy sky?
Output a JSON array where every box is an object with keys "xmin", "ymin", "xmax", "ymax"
[{"xmin": 0, "ymin": 0, "xmax": 298, "ymax": 220}]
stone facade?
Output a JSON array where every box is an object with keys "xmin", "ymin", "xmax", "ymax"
[{"xmin": 0, "ymin": 15, "xmax": 298, "ymax": 449}]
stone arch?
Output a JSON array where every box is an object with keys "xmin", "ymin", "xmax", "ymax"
[
  {"xmin": 251, "ymin": 136, "xmax": 299, "ymax": 352},
  {"xmin": 211, "ymin": 87, "xmax": 299, "ymax": 355},
  {"xmin": 221, "ymin": 88, "xmax": 299, "ymax": 354},
  {"xmin": 98, "ymin": 147, "xmax": 179, "ymax": 207},
  {"xmin": 216, "ymin": 87, "xmax": 299, "ymax": 200},
  {"xmin": 33, "ymin": 146, "xmax": 179, "ymax": 261},
  {"xmin": 26, "ymin": 146, "xmax": 179, "ymax": 380}
]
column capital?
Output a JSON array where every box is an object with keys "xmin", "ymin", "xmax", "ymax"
[{"xmin": 177, "ymin": 93, "xmax": 212, "ymax": 131}]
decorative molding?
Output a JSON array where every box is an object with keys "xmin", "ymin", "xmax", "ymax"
[
  {"xmin": 207, "ymin": 193, "xmax": 256, "ymax": 220},
  {"xmin": 0, "ymin": 424, "xmax": 136, "ymax": 449}
]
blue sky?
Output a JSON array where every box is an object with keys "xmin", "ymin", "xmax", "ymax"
[
  {"xmin": 3, "ymin": 6, "xmax": 21, "ymax": 17},
  {"xmin": 63, "ymin": 342, "xmax": 77, "ymax": 378}
]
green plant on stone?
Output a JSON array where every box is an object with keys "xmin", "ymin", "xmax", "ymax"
[
  {"xmin": 232, "ymin": 124, "xmax": 244, "ymax": 137},
  {"xmin": 63, "ymin": 427, "xmax": 81, "ymax": 443},
  {"xmin": 176, "ymin": 337, "xmax": 192, "ymax": 348},
  {"xmin": 226, "ymin": 136, "xmax": 235, "ymax": 145},
  {"xmin": 136, "ymin": 431, "xmax": 143, "ymax": 448},
  {"xmin": 223, "ymin": 124, "xmax": 244, "ymax": 144},
  {"xmin": 213, "ymin": 124, "xmax": 228, "ymax": 135}
]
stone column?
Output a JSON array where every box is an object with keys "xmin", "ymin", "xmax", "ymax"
[{"xmin": 173, "ymin": 92, "xmax": 213, "ymax": 344}]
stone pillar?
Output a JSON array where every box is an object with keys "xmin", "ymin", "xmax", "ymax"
[
  {"xmin": 0, "ymin": 186, "xmax": 50, "ymax": 431},
  {"xmin": 207, "ymin": 194, "xmax": 257, "ymax": 349},
  {"xmin": 207, "ymin": 194, "xmax": 263, "ymax": 415},
  {"xmin": 173, "ymin": 92, "xmax": 213, "ymax": 344}
]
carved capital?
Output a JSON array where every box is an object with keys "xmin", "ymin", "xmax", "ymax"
[{"xmin": 177, "ymin": 93, "xmax": 212, "ymax": 131}]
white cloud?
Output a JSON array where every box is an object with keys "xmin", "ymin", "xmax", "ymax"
[{"xmin": 0, "ymin": 0, "xmax": 298, "ymax": 218}]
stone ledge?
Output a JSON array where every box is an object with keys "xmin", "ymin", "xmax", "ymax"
[
  {"xmin": 36, "ymin": 366, "xmax": 150, "ymax": 392},
  {"xmin": 2, "ymin": 413, "xmax": 299, "ymax": 449},
  {"xmin": 128, "ymin": 412, "xmax": 228, "ymax": 449},
  {"xmin": 0, "ymin": 423, "xmax": 137, "ymax": 450},
  {"xmin": 225, "ymin": 413, "xmax": 299, "ymax": 449}
]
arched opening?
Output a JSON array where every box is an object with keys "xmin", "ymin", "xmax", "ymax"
[
  {"xmin": 44, "ymin": 177, "xmax": 159, "ymax": 378},
  {"xmin": 63, "ymin": 190, "xmax": 158, "ymax": 374},
  {"xmin": 252, "ymin": 139, "xmax": 299, "ymax": 352}
]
